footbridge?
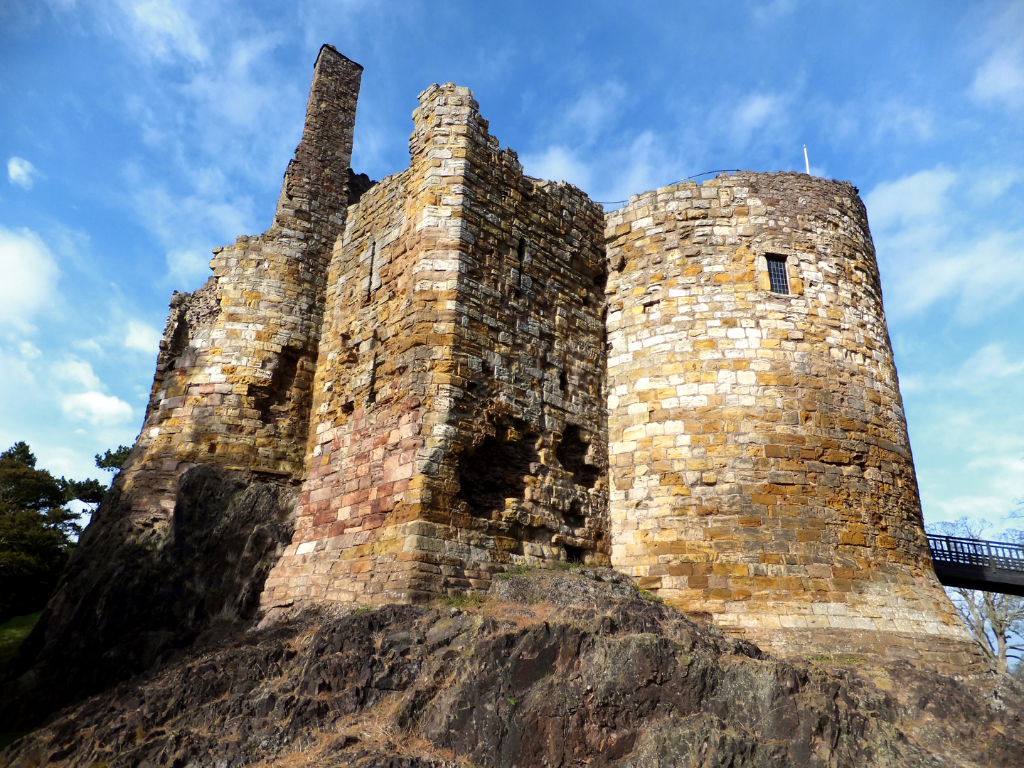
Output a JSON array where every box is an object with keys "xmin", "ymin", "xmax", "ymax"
[{"xmin": 928, "ymin": 535, "xmax": 1024, "ymax": 596}]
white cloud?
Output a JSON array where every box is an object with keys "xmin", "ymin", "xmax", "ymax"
[
  {"xmin": 751, "ymin": 0, "xmax": 800, "ymax": 24},
  {"xmin": 731, "ymin": 92, "xmax": 790, "ymax": 147},
  {"xmin": 560, "ymin": 82, "xmax": 627, "ymax": 146},
  {"xmin": 865, "ymin": 167, "xmax": 1024, "ymax": 320},
  {"xmin": 18, "ymin": 341, "xmax": 41, "ymax": 359},
  {"xmin": 125, "ymin": 181, "xmax": 249, "ymax": 286},
  {"xmin": 0, "ymin": 226, "xmax": 61, "ymax": 332},
  {"xmin": 970, "ymin": 2, "xmax": 1024, "ymax": 113},
  {"xmin": 53, "ymin": 357, "xmax": 103, "ymax": 390},
  {"xmin": 955, "ymin": 344, "xmax": 1024, "ymax": 387},
  {"xmin": 7, "ymin": 157, "xmax": 38, "ymax": 189},
  {"xmin": 864, "ymin": 167, "xmax": 956, "ymax": 231},
  {"xmin": 124, "ymin": 320, "xmax": 162, "ymax": 353},
  {"xmin": 61, "ymin": 391, "xmax": 134, "ymax": 426},
  {"xmin": 520, "ymin": 146, "xmax": 593, "ymax": 190},
  {"xmin": 182, "ymin": 35, "xmax": 286, "ymax": 128},
  {"xmin": 114, "ymin": 0, "xmax": 209, "ymax": 63},
  {"xmin": 166, "ymin": 247, "xmax": 213, "ymax": 285},
  {"xmin": 870, "ymin": 101, "xmax": 934, "ymax": 143},
  {"xmin": 74, "ymin": 338, "xmax": 104, "ymax": 355}
]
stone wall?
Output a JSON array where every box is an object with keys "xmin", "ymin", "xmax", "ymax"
[
  {"xmin": 113, "ymin": 46, "xmax": 362, "ymax": 539},
  {"xmin": 262, "ymin": 84, "xmax": 608, "ymax": 612},
  {"xmin": 96, "ymin": 47, "xmax": 982, "ymax": 669},
  {"xmin": 604, "ymin": 173, "xmax": 977, "ymax": 666}
]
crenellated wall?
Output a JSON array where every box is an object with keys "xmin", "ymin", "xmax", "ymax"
[{"xmin": 603, "ymin": 173, "xmax": 976, "ymax": 666}]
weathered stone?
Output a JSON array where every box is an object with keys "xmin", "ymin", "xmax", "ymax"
[{"xmin": 3, "ymin": 46, "xmax": 986, "ymax": 733}]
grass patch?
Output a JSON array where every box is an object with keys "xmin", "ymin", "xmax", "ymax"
[
  {"xmin": 0, "ymin": 613, "xmax": 41, "ymax": 753},
  {"xmin": 632, "ymin": 584, "xmax": 664, "ymax": 604},
  {"xmin": 437, "ymin": 593, "xmax": 488, "ymax": 609},
  {"xmin": 0, "ymin": 611, "xmax": 40, "ymax": 677},
  {"xmin": 495, "ymin": 565, "xmax": 530, "ymax": 581},
  {"xmin": 553, "ymin": 560, "xmax": 584, "ymax": 572}
]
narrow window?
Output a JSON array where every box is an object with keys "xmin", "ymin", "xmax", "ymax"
[
  {"xmin": 363, "ymin": 241, "xmax": 376, "ymax": 304},
  {"xmin": 766, "ymin": 254, "xmax": 789, "ymax": 294},
  {"xmin": 515, "ymin": 237, "xmax": 526, "ymax": 296}
]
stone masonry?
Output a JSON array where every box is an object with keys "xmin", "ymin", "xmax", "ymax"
[
  {"xmin": 604, "ymin": 175, "xmax": 974, "ymax": 666},
  {"xmin": 115, "ymin": 46, "xmax": 980, "ymax": 669}
]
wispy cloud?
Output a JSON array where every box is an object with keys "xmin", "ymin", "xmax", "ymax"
[
  {"xmin": 7, "ymin": 157, "xmax": 38, "ymax": 189},
  {"xmin": 125, "ymin": 175, "xmax": 254, "ymax": 286},
  {"xmin": 750, "ymin": 0, "xmax": 801, "ymax": 24},
  {"xmin": 866, "ymin": 166, "xmax": 1024, "ymax": 320},
  {"xmin": 53, "ymin": 356, "xmax": 103, "ymax": 390},
  {"xmin": 107, "ymin": 0, "xmax": 209, "ymax": 64},
  {"xmin": 970, "ymin": 1, "xmax": 1024, "ymax": 113},
  {"xmin": 520, "ymin": 146, "xmax": 593, "ymax": 190},
  {"xmin": 731, "ymin": 92, "xmax": 791, "ymax": 147},
  {"xmin": 61, "ymin": 391, "xmax": 134, "ymax": 426},
  {"xmin": 124, "ymin": 320, "xmax": 161, "ymax": 353},
  {"xmin": 561, "ymin": 82, "xmax": 627, "ymax": 147},
  {"xmin": 0, "ymin": 226, "xmax": 60, "ymax": 333}
]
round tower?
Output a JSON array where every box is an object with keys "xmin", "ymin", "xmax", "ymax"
[{"xmin": 604, "ymin": 172, "xmax": 980, "ymax": 668}]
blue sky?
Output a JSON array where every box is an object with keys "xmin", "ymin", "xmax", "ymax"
[{"xmin": 1, "ymin": 0, "xmax": 1022, "ymax": 533}]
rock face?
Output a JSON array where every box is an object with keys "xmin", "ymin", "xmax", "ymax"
[
  {"xmin": 3, "ymin": 570, "xmax": 1022, "ymax": 768},
  {"xmin": 0, "ymin": 465, "xmax": 295, "ymax": 731}
]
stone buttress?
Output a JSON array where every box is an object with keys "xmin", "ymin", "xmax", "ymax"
[
  {"xmin": 112, "ymin": 46, "xmax": 362, "ymax": 537},
  {"xmin": 604, "ymin": 173, "xmax": 979, "ymax": 667},
  {"xmin": 260, "ymin": 84, "xmax": 608, "ymax": 612}
]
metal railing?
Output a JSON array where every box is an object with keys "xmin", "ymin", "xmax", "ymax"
[{"xmin": 927, "ymin": 534, "xmax": 1024, "ymax": 572}]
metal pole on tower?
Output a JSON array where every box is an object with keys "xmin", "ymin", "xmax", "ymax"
[{"xmin": 804, "ymin": 145, "xmax": 810, "ymax": 175}]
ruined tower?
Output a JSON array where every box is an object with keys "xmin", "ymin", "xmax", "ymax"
[
  {"xmin": 260, "ymin": 83, "xmax": 608, "ymax": 612},
  {"xmin": 90, "ymin": 49, "xmax": 979, "ymax": 669},
  {"xmin": 604, "ymin": 174, "xmax": 975, "ymax": 665},
  {"xmin": 115, "ymin": 46, "xmax": 362, "ymax": 535}
]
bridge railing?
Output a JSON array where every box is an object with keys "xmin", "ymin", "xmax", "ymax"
[{"xmin": 927, "ymin": 534, "xmax": 1024, "ymax": 572}]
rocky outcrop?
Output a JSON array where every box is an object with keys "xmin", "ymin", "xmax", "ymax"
[
  {"xmin": 0, "ymin": 465, "xmax": 296, "ymax": 731},
  {"xmin": 4, "ymin": 569, "xmax": 1022, "ymax": 767}
]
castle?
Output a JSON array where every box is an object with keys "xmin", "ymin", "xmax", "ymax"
[{"xmin": 114, "ymin": 46, "xmax": 978, "ymax": 667}]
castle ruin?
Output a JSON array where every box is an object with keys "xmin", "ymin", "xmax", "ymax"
[{"xmin": 113, "ymin": 46, "xmax": 978, "ymax": 668}]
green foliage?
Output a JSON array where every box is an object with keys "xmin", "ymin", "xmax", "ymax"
[
  {"xmin": 95, "ymin": 445, "xmax": 132, "ymax": 473},
  {"xmin": 632, "ymin": 583, "xmax": 664, "ymax": 604},
  {"xmin": 0, "ymin": 611, "xmax": 41, "ymax": 675},
  {"xmin": 0, "ymin": 442, "xmax": 95, "ymax": 621}
]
